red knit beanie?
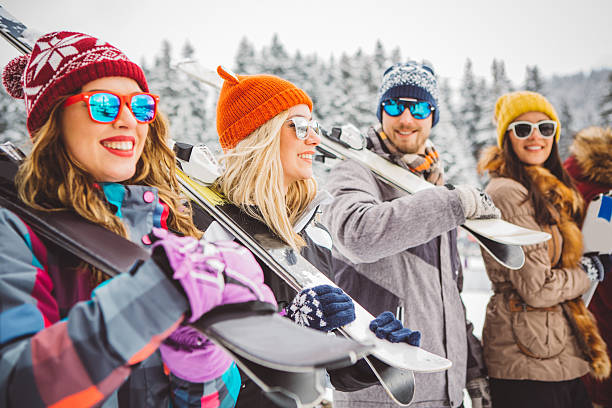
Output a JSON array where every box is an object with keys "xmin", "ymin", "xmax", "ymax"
[
  {"xmin": 216, "ymin": 66, "xmax": 312, "ymax": 151},
  {"xmin": 1, "ymin": 31, "xmax": 148, "ymax": 135}
]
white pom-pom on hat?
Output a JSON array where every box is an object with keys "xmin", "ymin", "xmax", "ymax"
[{"xmin": 2, "ymin": 55, "xmax": 28, "ymax": 99}]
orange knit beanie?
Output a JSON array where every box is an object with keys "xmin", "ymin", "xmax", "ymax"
[{"xmin": 216, "ymin": 66, "xmax": 312, "ymax": 150}]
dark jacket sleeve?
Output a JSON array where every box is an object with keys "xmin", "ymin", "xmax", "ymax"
[{"xmin": 0, "ymin": 209, "xmax": 188, "ymax": 407}]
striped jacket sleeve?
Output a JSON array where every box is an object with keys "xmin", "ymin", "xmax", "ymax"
[{"xmin": 0, "ymin": 208, "xmax": 188, "ymax": 407}]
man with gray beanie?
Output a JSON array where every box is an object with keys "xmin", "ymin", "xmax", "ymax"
[{"xmin": 320, "ymin": 61, "xmax": 497, "ymax": 407}]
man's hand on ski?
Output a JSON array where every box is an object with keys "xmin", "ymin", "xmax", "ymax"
[
  {"xmin": 287, "ymin": 285, "xmax": 356, "ymax": 331},
  {"xmin": 369, "ymin": 311, "xmax": 421, "ymax": 346},
  {"xmin": 452, "ymin": 184, "xmax": 501, "ymax": 220}
]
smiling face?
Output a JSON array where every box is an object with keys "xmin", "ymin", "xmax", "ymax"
[
  {"xmin": 507, "ymin": 111, "xmax": 554, "ymax": 166},
  {"xmin": 60, "ymin": 76, "xmax": 149, "ymax": 182},
  {"xmin": 279, "ymin": 104, "xmax": 320, "ymax": 192},
  {"xmin": 381, "ymin": 103, "xmax": 432, "ymax": 154}
]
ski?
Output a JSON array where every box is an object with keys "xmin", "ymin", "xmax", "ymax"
[
  {"xmin": 0, "ymin": 5, "xmax": 34, "ymax": 53},
  {"xmin": 174, "ymin": 142, "xmax": 453, "ymax": 406},
  {"xmin": 581, "ymin": 191, "xmax": 612, "ymax": 305},
  {"xmin": 0, "ymin": 142, "xmax": 375, "ymax": 407}
]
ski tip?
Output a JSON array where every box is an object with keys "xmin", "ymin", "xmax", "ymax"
[{"xmin": 217, "ymin": 65, "xmax": 239, "ymax": 85}]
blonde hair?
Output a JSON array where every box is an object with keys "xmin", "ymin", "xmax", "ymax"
[
  {"xmin": 16, "ymin": 96, "xmax": 201, "ymax": 284},
  {"xmin": 215, "ymin": 110, "xmax": 317, "ymax": 249}
]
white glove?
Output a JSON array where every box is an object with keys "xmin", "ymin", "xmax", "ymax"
[{"xmin": 453, "ymin": 185, "xmax": 501, "ymax": 220}]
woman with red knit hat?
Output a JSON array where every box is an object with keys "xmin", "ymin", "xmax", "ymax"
[
  {"xmin": 211, "ymin": 66, "xmax": 422, "ymax": 406},
  {"xmin": 0, "ymin": 31, "xmax": 278, "ymax": 407},
  {"xmin": 477, "ymin": 91, "xmax": 610, "ymax": 408}
]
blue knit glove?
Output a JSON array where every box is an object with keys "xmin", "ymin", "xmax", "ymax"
[
  {"xmin": 287, "ymin": 285, "xmax": 355, "ymax": 331},
  {"xmin": 369, "ymin": 311, "xmax": 421, "ymax": 346}
]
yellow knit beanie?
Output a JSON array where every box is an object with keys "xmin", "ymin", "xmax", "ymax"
[{"xmin": 494, "ymin": 91, "xmax": 560, "ymax": 147}]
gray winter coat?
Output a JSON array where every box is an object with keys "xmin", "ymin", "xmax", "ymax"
[{"xmin": 321, "ymin": 158, "xmax": 480, "ymax": 408}]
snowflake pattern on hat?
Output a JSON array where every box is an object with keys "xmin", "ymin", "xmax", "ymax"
[
  {"xmin": 1, "ymin": 31, "xmax": 147, "ymax": 135},
  {"xmin": 378, "ymin": 63, "xmax": 439, "ymax": 103}
]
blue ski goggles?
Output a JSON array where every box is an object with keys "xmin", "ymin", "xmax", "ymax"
[
  {"xmin": 64, "ymin": 91, "xmax": 159, "ymax": 124},
  {"xmin": 381, "ymin": 98, "xmax": 435, "ymax": 120}
]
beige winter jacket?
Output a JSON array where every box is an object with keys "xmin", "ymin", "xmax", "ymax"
[{"xmin": 481, "ymin": 176, "xmax": 591, "ymax": 381}]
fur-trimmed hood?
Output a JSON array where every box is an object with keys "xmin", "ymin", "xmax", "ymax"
[{"xmin": 569, "ymin": 126, "xmax": 612, "ymax": 186}]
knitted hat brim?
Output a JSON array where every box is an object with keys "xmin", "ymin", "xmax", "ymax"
[
  {"xmin": 376, "ymin": 84, "xmax": 439, "ymax": 127},
  {"xmin": 220, "ymin": 87, "xmax": 312, "ymax": 150}
]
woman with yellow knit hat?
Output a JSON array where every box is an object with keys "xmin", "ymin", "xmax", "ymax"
[
  {"xmin": 477, "ymin": 91, "xmax": 610, "ymax": 408},
  {"xmin": 208, "ymin": 66, "xmax": 421, "ymax": 406}
]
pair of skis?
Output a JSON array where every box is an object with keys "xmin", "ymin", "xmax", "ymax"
[
  {"xmin": 0, "ymin": 143, "xmax": 373, "ymax": 408},
  {"xmin": 173, "ymin": 142, "xmax": 450, "ymax": 406}
]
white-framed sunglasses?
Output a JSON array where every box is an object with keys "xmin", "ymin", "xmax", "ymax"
[
  {"xmin": 507, "ymin": 120, "xmax": 557, "ymax": 139},
  {"xmin": 286, "ymin": 117, "xmax": 322, "ymax": 140}
]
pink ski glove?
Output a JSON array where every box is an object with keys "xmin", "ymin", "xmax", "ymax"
[
  {"xmin": 160, "ymin": 326, "xmax": 231, "ymax": 383},
  {"xmin": 151, "ymin": 228, "xmax": 277, "ymax": 383},
  {"xmin": 150, "ymin": 228, "xmax": 225, "ymax": 323}
]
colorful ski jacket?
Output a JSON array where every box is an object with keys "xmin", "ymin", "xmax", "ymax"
[{"xmin": 0, "ymin": 184, "xmax": 203, "ymax": 407}]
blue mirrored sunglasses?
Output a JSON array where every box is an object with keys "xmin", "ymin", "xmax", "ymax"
[
  {"xmin": 64, "ymin": 91, "xmax": 159, "ymax": 124},
  {"xmin": 381, "ymin": 98, "xmax": 434, "ymax": 120}
]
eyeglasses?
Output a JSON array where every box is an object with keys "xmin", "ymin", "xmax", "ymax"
[
  {"xmin": 507, "ymin": 120, "xmax": 557, "ymax": 139},
  {"xmin": 63, "ymin": 91, "xmax": 159, "ymax": 124},
  {"xmin": 286, "ymin": 117, "xmax": 322, "ymax": 140},
  {"xmin": 381, "ymin": 98, "xmax": 435, "ymax": 120}
]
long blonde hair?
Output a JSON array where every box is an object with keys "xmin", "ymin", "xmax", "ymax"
[
  {"xmin": 215, "ymin": 110, "xmax": 317, "ymax": 249},
  {"xmin": 16, "ymin": 96, "xmax": 201, "ymax": 283}
]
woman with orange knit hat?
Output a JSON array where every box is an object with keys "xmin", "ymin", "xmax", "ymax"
[
  {"xmin": 477, "ymin": 91, "xmax": 610, "ymax": 408},
  {"xmin": 210, "ymin": 66, "xmax": 422, "ymax": 406}
]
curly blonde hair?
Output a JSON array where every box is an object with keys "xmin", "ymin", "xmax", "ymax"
[
  {"xmin": 16, "ymin": 96, "xmax": 201, "ymax": 284},
  {"xmin": 214, "ymin": 110, "xmax": 317, "ymax": 249}
]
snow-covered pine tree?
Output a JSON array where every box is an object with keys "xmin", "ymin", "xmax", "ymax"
[
  {"xmin": 458, "ymin": 59, "xmax": 489, "ymax": 161},
  {"xmin": 557, "ymin": 99, "xmax": 574, "ymax": 159},
  {"xmin": 260, "ymin": 34, "xmax": 291, "ymax": 78},
  {"xmin": 478, "ymin": 59, "xmax": 514, "ymax": 156},
  {"xmin": 524, "ymin": 65, "xmax": 544, "ymax": 93},
  {"xmin": 350, "ymin": 49, "xmax": 377, "ymax": 130},
  {"xmin": 431, "ymin": 78, "xmax": 479, "ymax": 186},
  {"xmin": 389, "ymin": 47, "xmax": 401, "ymax": 65},
  {"xmin": 491, "ymin": 59, "xmax": 513, "ymax": 98},
  {"xmin": 144, "ymin": 40, "xmax": 180, "ymax": 121},
  {"xmin": 601, "ymin": 72, "xmax": 612, "ymax": 125},
  {"xmin": 0, "ymin": 86, "xmax": 27, "ymax": 146},
  {"xmin": 234, "ymin": 37, "xmax": 258, "ymax": 75},
  {"xmin": 373, "ymin": 39, "xmax": 387, "ymax": 72},
  {"xmin": 172, "ymin": 41, "xmax": 213, "ymax": 146},
  {"xmin": 324, "ymin": 53, "xmax": 358, "ymax": 128}
]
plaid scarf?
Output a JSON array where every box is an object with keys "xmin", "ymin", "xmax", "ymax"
[{"xmin": 367, "ymin": 127, "xmax": 444, "ymax": 186}]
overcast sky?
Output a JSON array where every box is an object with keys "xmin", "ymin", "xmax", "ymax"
[{"xmin": 1, "ymin": 0, "xmax": 611, "ymax": 85}]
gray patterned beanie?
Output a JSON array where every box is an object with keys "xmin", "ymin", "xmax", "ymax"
[{"xmin": 376, "ymin": 61, "xmax": 439, "ymax": 127}]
